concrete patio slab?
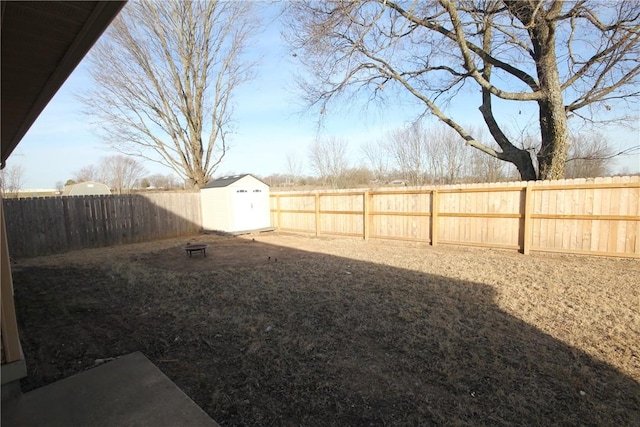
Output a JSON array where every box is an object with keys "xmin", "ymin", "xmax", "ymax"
[{"xmin": 1, "ymin": 351, "xmax": 218, "ymax": 427}]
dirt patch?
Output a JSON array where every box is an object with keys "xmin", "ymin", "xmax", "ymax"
[
  {"xmin": 139, "ymin": 235, "xmax": 306, "ymax": 271},
  {"xmin": 11, "ymin": 232, "xmax": 640, "ymax": 426}
]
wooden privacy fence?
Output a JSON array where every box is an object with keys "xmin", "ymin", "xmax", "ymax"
[
  {"xmin": 270, "ymin": 176, "xmax": 640, "ymax": 258},
  {"xmin": 3, "ymin": 192, "xmax": 202, "ymax": 257}
]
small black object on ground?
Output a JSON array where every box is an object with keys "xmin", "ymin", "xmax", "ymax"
[{"xmin": 184, "ymin": 244, "xmax": 208, "ymax": 258}]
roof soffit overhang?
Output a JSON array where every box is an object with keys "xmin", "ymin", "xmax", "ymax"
[{"xmin": 1, "ymin": 1, "xmax": 126, "ymax": 167}]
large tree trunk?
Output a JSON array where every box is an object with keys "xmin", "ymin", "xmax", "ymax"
[
  {"xmin": 479, "ymin": 98, "xmax": 538, "ymax": 181},
  {"xmin": 537, "ymin": 90, "xmax": 569, "ymax": 180},
  {"xmin": 188, "ymin": 170, "xmax": 208, "ymax": 189},
  {"xmin": 536, "ymin": 19, "xmax": 569, "ymax": 180},
  {"xmin": 509, "ymin": 150, "xmax": 538, "ymax": 181},
  {"xmin": 507, "ymin": 1, "xmax": 569, "ymax": 180}
]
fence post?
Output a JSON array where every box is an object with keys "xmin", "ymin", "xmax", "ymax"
[
  {"xmin": 363, "ymin": 191, "xmax": 370, "ymax": 240},
  {"xmin": 315, "ymin": 193, "xmax": 320, "ymax": 236},
  {"xmin": 431, "ymin": 190, "xmax": 438, "ymax": 246},
  {"xmin": 523, "ymin": 185, "xmax": 533, "ymax": 255}
]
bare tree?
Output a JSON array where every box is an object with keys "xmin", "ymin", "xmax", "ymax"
[
  {"xmin": 342, "ymin": 166, "xmax": 374, "ymax": 187},
  {"xmin": 309, "ymin": 137, "xmax": 350, "ymax": 188},
  {"xmin": 285, "ymin": 1, "xmax": 640, "ymax": 181},
  {"xmin": 385, "ymin": 122, "xmax": 430, "ymax": 185},
  {"xmin": 360, "ymin": 139, "xmax": 389, "ymax": 182},
  {"xmin": 285, "ymin": 153, "xmax": 305, "ymax": 185},
  {"xmin": 146, "ymin": 173, "xmax": 182, "ymax": 190},
  {"xmin": 0, "ymin": 163, "xmax": 25, "ymax": 197},
  {"xmin": 73, "ymin": 165, "xmax": 103, "ymax": 184},
  {"xmin": 453, "ymin": 126, "xmax": 514, "ymax": 183},
  {"xmin": 427, "ymin": 125, "xmax": 470, "ymax": 184},
  {"xmin": 74, "ymin": 156, "xmax": 146, "ymax": 193},
  {"xmin": 81, "ymin": 0, "xmax": 259, "ymax": 188},
  {"xmin": 262, "ymin": 173, "xmax": 290, "ymax": 188},
  {"xmin": 565, "ymin": 133, "xmax": 616, "ymax": 178},
  {"xmin": 100, "ymin": 155, "xmax": 147, "ymax": 194},
  {"xmin": 468, "ymin": 148, "xmax": 511, "ymax": 183}
]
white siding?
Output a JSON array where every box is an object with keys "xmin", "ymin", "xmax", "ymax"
[
  {"xmin": 200, "ymin": 188, "xmax": 232, "ymax": 231},
  {"xmin": 200, "ymin": 175, "xmax": 270, "ymax": 232}
]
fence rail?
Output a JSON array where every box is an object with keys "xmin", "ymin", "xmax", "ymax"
[
  {"xmin": 270, "ymin": 176, "xmax": 640, "ymax": 258},
  {"xmin": 4, "ymin": 179, "xmax": 639, "ymax": 259},
  {"xmin": 3, "ymin": 192, "xmax": 202, "ymax": 257}
]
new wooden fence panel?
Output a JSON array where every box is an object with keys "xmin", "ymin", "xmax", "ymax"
[
  {"xmin": 592, "ymin": 178, "xmax": 608, "ymax": 252},
  {"xmin": 271, "ymin": 177, "xmax": 639, "ymax": 258},
  {"xmin": 571, "ymin": 183, "xmax": 583, "ymax": 251},
  {"xmin": 527, "ymin": 176, "xmax": 640, "ymax": 256},
  {"xmin": 627, "ymin": 177, "xmax": 639, "ymax": 254},
  {"xmin": 3, "ymin": 193, "xmax": 202, "ymax": 257},
  {"xmin": 319, "ymin": 193, "xmax": 363, "ymax": 237},
  {"xmin": 370, "ymin": 191, "xmax": 431, "ymax": 242},
  {"xmin": 270, "ymin": 195, "xmax": 279, "ymax": 229},
  {"xmin": 276, "ymin": 193, "xmax": 316, "ymax": 233},
  {"xmin": 437, "ymin": 185, "xmax": 523, "ymax": 249},
  {"xmin": 594, "ymin": 178, "xmax": 607, "ymax": 252}
]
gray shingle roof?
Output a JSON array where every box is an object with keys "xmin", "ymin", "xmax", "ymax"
[{"xmin": 202, "ymin": 174, "xmax": 267, "ymax": 189}]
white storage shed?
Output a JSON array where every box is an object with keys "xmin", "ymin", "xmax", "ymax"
[{"xmin": 200, "ymin": 174, "xmax": 271, "ymax": 233}]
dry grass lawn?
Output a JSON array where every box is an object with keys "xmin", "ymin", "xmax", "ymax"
[{"xmin": 12, "ymin": 232, "xmax": 640, "ymax": 426}]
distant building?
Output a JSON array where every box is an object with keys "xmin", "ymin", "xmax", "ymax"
[{"xmin": 63, "ymin": 181, "xmax": 111, "ymax": 196}]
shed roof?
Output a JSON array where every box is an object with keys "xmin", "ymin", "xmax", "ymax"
[
  {"xmin": 64, "ymin": 181, "xmax": 111, "ymax": 196},
  {"xmin": 202, "ymin": 174, "xmax": 267, "ymax": 189}
]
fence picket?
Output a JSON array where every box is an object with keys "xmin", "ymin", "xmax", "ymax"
[
  {"xmin": 271, "ymin": 178, "xmax": 640, "ymax": 258},
  {"xmin": 3, "ymin": 192, "xmax": 201, "ymax": 257}
]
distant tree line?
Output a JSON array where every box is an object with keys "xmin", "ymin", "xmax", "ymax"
[
  {"xmin": 64, "ymin": 155, "xmax": 183, "ymax": 194},
  {"xmin": 0, "ymin": 163, "xmax": 25, "ymax": 197},
  {"xmin": 272, "ymin": 123, "xmax": 625, "ymax": 190}
]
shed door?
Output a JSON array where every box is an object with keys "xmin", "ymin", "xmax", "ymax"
[{"xmin": 233, "ymin": 189, "xmax": 255, "ymax": 231}]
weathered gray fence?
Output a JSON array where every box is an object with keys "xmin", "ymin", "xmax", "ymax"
[{"xmin": 3, "ymin": 192, "xmax": 202, "ymax": 257}]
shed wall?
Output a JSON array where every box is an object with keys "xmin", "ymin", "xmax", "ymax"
[
  {"xmin": 230, "ymin": 188, "xmax": 270, "ymax": 231},
  {"xmin": 200, "ymin": 188, "xmax": 232, "ymax": 231},
  {"xmin": 200, "ymin": 176, "xmax": 270, "ymax": 232}
]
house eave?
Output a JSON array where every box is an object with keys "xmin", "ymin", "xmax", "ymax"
[{"xmin": 1, "ymin": 1, "xmax": 126, "ymax": 167}]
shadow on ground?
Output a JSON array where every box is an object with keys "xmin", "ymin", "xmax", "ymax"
[{"xmin": 12, "ymin": 237, "xmax": 640, "ymax": 426}]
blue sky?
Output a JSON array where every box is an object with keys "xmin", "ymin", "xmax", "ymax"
[{"xmin": 8, "ymin": 4, "xmax": 640, "ymax": 190}]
